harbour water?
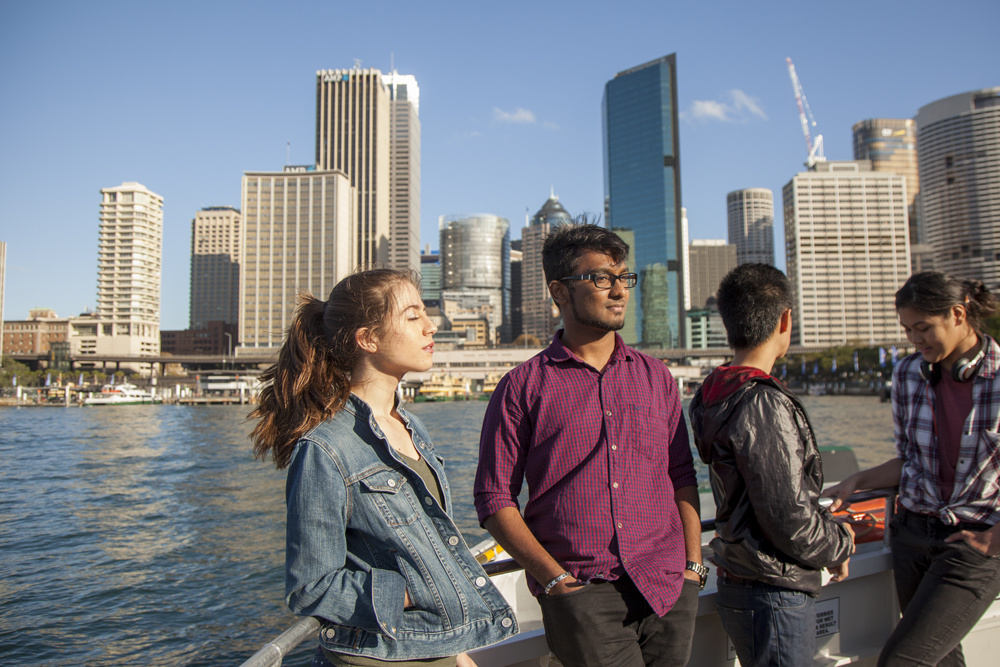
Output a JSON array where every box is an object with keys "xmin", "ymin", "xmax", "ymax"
[{"xmin": 0, "ymin": 395, "xmax": 894, "ymax": 666}]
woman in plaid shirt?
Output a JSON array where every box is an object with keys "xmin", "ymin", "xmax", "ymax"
[{"xmin": 827, "ymin": 271, "xmax": 1000, "ymax": 666}]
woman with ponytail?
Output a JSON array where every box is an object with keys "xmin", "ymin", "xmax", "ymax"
[
  {"xmin": 251, "ymin": 269, "xmax": 517, "ymax": 666},
  {"xmin": 826, "ymin": 271, "xmax": 1000, "ymax": 666}
]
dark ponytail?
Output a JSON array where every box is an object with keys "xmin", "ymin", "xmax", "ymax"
[
  {"xmin": 251, "ymin": 268, "xmax": 415, "ymax": 468},
  {"xmin": 895, "ymin": 271, "xmax": 998, "ymax": 334}
]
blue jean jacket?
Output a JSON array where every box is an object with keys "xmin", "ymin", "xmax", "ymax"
[{"xmin": 284, "ymin": 394, "xmax": 518, "ymax": 660}]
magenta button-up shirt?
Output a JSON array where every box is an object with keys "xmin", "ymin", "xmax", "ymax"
[{"xmin": 474, "ymin": 332, "xmax": 697, "ymax": 615}]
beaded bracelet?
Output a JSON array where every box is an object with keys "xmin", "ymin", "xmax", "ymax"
[{"xmin": 544, "ymin": 571, "xmax": 571, "ymax": 595}]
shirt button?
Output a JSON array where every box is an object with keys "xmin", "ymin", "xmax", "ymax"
[
  {"xmin": 476, "ymin": 576, "xmax": 487, "ymax": 587},
  {"xmin": 501, "ymin": 617, "xmax": 513, "ymax": 628},
  {"xmin": 448, "ymin": 536, "xmax": 460, "ymax": 546},
  {"xmin": 387, "ymin": 479, "xmax": 396, "ymax": 487},
  {"xmin": 612, "ymin": 482, "xmax": 619, "ymax": 489},
  {"xmin": 611, "ymin": 445, "xmax": 618, "ymax": 451},
  {"xmin": 622, "ymin": 558, "xmax": 628, "ymax": 565},
  {"xmin": 617, "ymin": 522, "xmax": 623, "ymax": 528},
  {"xmin": 424, "ymin": 496, "xmax": 433, "ymax": 505},
  {"xmin": 606, "ymin": 410, "xmax": 612, "ymax": 416}
]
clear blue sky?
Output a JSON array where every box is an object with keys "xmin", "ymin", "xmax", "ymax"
[{"xmin": 1, "ymin": 0, "xmax": 997, "ymax": 330}]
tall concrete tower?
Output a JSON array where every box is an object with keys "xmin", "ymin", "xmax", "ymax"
[
  {"xmin": 916, "ymin": 88, "xmax": 1000, "ymax": 286},
  {"xmin": 521, "ymin": 195, "xmax": 572, "ymax": 343},
  {"xmin": 96, "ymin": 181, "xmax": 163, "ymax": 356},
  {"xmin": 189, "ymin": 206, "xmax": 241, "ymax": 330},
  {"xmin": 783, "ymin": 162, "xmax": 910, "ymax": 346},
  {"xmin": 239, "ymin": 167, "xmax": 354, "ymax": 349},
  {"xmin": 727, "ymin": 188, "xmax": 775, "ymax": 265},
  {"xmin": 316, "ymin": 67, "xmax": 391, "ymax": 266},
  {"xmin": 382, "ymin": 71, "xmax": 421, "ymax": 274}
]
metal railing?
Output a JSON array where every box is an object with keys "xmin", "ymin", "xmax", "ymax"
[{"xmin": 238, "ymin": 488, "xmax": 897, "ymax": 667}]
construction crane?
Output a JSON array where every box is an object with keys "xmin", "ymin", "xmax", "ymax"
[{"xmin": 786, "ymin": 57, "xmax": 826, "ymax": 168}]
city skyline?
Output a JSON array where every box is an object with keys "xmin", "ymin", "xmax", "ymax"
[{"xmin": 1, "ymin": 1, "xmax": 997, "ymax": 330}]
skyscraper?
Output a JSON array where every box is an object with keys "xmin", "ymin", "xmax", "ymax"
[
  {"xmin": 852, "ymin": 119, "xmax": 920, "ymax": 247},
  {"xmin": 316, "ymin": 67, "xmax": 391, "ymax": 266},
  {"xmin": 382, "ymin": 71, "xmax": 421, "ymax": 274},
  {"xmin": 239, "ymin": 167, "xmax": 353, "ymax": 349},
  {"xmin": 603, "ymin": 54, "xmax": 685, "ymax": 347},
  {"xmin": 783, "ymin": 161, "xmax": 910, "ymax": 346},
  {"xmin": 521, "ymin": 195, "xmax": 572, "ymax": 343},
  {"xmin": 727, "ymin": 188, "xmax": 775, "ymax": 265},
  {"xmin": 916, "ymin": 88, "xmax": 1000, "ymax": 286},
  {"xmin": 439, "ymin": 213, "xmax": 509, "ymax": 345},
  {"xmin": 189, "ymin": 206, "xmax": 241, "ymax": 331},
  {"xmin": 95, "ymin": 181, "xmax": 163, "ymax": 356},
  {"xmin": 688, "ymin": 239, "xmax": 737, "ymax": 309}
]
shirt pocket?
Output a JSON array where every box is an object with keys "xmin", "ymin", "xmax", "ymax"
[
  {"xmin": 359, "ymin": 469, "xmax": 419, "ymax": 527},
  {"xmin": 626, "ymin": 404, "xmax": 669, "ymax": 461}
]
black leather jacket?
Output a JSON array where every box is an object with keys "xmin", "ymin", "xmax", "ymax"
[{"xmin": 690, "ymin": 369, "xmax": 853, "ymax": 596}]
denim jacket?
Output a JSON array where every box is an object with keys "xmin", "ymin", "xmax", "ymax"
[{"xmin": 284, "ymin": 394, "xmax": 518, "ymax": 660}]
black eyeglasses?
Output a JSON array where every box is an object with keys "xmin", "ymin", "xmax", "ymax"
[{"xmin": 558, "ymin": 272, "xmax": 638, "ymax": 290}]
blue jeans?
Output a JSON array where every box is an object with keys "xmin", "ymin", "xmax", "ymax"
[
  {"xmin": 879, "ymin": 508, "xmax": 1000, "ymax": 667},
  {"xmin": 715, "ymin": 578, "xmax": 816, "ymax": 667}
]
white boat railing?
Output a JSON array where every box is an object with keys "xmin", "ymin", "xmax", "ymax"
[{"xmin": 237, "ymin": 488, "xmax": 898, "ymax": 667}]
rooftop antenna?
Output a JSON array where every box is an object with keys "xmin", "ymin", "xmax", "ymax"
[
  {"xmin": 550, "ymin": 185, "xmax": 556, "ymax": 200},
  {"xmin": 286, "ymin": 140, "xmax": 290, "ymax": 166},
  {"xmin": 353, "ymin": 58, "xmax": 363, "ymax": 70},
  {"xmin": 390, "ymin": 51, "xmax": 395, "ymax": 74}
]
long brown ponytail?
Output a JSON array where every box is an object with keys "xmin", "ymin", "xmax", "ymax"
[{"xmin": 250, "ymin": 268, "xmax": 415, "ymax": 468}]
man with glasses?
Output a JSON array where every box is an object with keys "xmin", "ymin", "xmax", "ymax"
[{"xmin": 474, "ymin": 222, "xmax": 702, "ymax": 666}]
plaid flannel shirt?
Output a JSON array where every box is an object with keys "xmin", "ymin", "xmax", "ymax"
[{"xmin": 894, "ymin": 335, "xmax": 1000, "ymax": 526}]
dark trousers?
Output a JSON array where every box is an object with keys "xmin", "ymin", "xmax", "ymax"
[
  {"xmin": 879, "ymin": 508, "xmax": 1000, "ymax": 667},
  {"xmin": 715, "ymin": 578, "xmax": 816, "ymax": 667},
  {"xmin": 538, "ymin": 575, "xmax": 699, "ymax": 667}
]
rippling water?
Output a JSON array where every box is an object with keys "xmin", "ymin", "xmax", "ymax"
[{"xmin": 0, "ymin": 395, "xmax": 893, "ymax": 666}]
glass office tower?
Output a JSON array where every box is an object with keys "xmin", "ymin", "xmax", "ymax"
[{"xmin": 602, "ymin": 54, "xmax": 684, "ymax": 348}]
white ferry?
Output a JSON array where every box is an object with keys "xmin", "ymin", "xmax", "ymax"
[{"xmin": 83, "ymin": 383, "xmax": 163, "ymax": 406}]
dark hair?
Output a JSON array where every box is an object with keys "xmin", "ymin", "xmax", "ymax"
[
  {"xmin": 542, "ymin": 217, "xmax": 629, "ymax": 284},
  {"xmin": 895, "ymin": 271, "xmax": 997, "ymax": 333},
  {"xmin": 250, "ymin": 268, "xmax": 416, "ymax": 468},
  {"xmin": 716, "ymin": 263, "xmax": 794, "ymax": 350}
]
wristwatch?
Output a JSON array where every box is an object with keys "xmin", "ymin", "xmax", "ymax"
[{"xmin": 685, "ymin": 561, "xmax": 709, "ymax": 589}]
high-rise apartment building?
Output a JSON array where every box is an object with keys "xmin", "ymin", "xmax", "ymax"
[
  {"xmin": 783, "ymin": 161, "xmax": 910, "ymax": 346},
  {"xmin": 604, "ymin": 54, "xmax": 685, "ymax": 347},
  {"xmin": 0, "ymin": 241, "xmax": 6, "ymax": 357},
  {"xmin": 190, "ymin": 206, "xmax": 241, "ymax": 331},
  {"xmin": 239, "ymin": 167, "xmax": 354, "ymax": 349},
  {"xmin": 916, "ymin": 88, "xmax": 1000, "ymax": 286},
  {"xmin": 727, "ymin": 188, "xmax": 775, "ymax": 265},
  {"xmin": 852, "ymin": 119, "xmax": 920, "ymax": 247},
  {"xmin": 316, "ymin": 67, "xmax": 391, "ymax": 266},
  {"xmin": 508, "ymin": 243, "xmax": 523, "ymax": 344},
  {"xmin": 419, "ymin": 247, "xmax": 441, "ymax": 308},
  {"xmin": 521, "ymin": 195, "xmax": 572, "ymax": 342},
  {"xmin": 439, "ymin": 214, "xmax": 509, "ymax": 345},
  {"xmin": 382, "ymin": 71, "xmax": 421, "ymax": 274},
  {"xmin": 688, "ymin": 239, "xmax": 737, "ymax": 309},
  {"xmin": 91, "ymin": 182, "xmax": 163, "ymax": 357}
]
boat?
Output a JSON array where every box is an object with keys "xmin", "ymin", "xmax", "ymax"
[
  {"xmin": 482, "ymin": 372, "xmax": 503, "ymax": 395},
  {"xmin": 83, "ymin": 383, "xmax": 163, "ymax": 406},
  {"xmin": 417, "ymin": 374, "xmax": 471, "ymax": 401},
  {"xmin": 239, "ymin": 450, "xmax": 1000, "ymax": 667}
]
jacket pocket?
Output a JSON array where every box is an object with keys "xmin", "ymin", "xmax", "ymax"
[{"xmin": 360, "ymin": 470, "xmax": 419, "ymax": 527}]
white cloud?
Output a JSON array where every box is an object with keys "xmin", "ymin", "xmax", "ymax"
[
  {"xmin": 494, "ymin": 107, "xmax": 536, "ymax": 124},
  {"xmin": 686, "ymin": 89, "xmax": 767, "ymax": 123},
  {"xmin": 542, "ymin": 120, "xmax": 560, "ymax": 130}
]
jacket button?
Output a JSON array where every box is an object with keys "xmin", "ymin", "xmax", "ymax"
[
  {"xmin": 448, "ymin": 536, "xmax": 460, "ymax": 546},
  {"xmin": 387, "ymin": 479, "xmax": 396, "ymax": 487},
  {"xmin": 475, "ymin": 576, "xmax": 487, "ymax": 587},
  {"xmin": 501, "ymin": 617, "xmax": 513, "ymax": 628},
  {"xmin": 424, "ymin": 496, "xmax": 433, "ymax": 505}
]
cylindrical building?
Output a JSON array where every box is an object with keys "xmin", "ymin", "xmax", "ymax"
[
  {"xmin": 727, "ymin": 188, "xmax": 774, "ymax": 265},
  {"xmin": 916, "ymin": 87, "xmax": 1000, "ymax": 286}
]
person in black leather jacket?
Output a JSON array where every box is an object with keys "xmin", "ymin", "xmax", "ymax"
[{"xmin": 689, "ymin": 263, "xmax": 854, "ymax": 667}]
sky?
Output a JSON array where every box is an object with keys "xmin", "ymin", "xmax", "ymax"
[{"xmin": 1, "ymin": 0, "xmax": 997, "ymax": 330}]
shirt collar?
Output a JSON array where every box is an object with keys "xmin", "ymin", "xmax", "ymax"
[{"xmin": 544, "ymin": 329, "xmax": 631, "ymax": 367}]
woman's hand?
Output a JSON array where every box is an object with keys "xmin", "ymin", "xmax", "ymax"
[
  {"xmin": 404, "ymin": 589, "xmax": 414, "ymax": 609},
  {"xmin": 945, "ymin": 527, "xmax": 1000, "ymax": 557},
  {"xmin": 457, "ymin": 653, "xmax": 478, "ymax": 667},
  {"xmin": 823, "ymin": 474, "xmax": 859, "ymax": 512}
]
